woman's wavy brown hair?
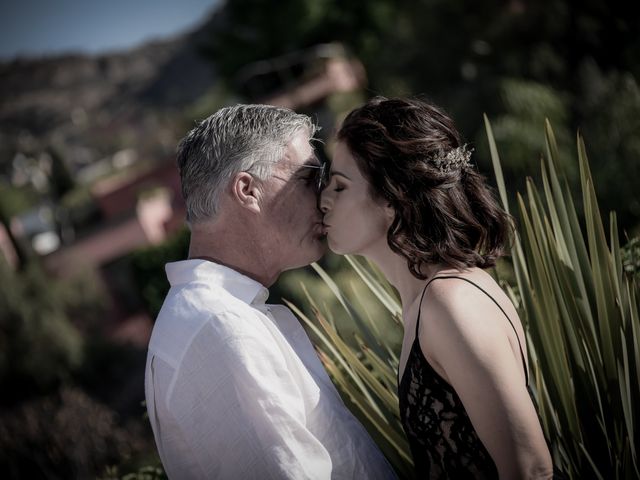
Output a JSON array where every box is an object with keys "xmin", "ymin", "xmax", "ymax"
[{"xmin": 337, "ymin": 96, "xmax": 514, "ymax": 279}]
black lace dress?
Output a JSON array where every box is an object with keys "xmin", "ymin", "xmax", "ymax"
[{"xmin": 398, "ymin": 276, "xmax": 530, "ymax": 479}]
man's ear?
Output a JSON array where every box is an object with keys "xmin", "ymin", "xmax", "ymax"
[{"xmin": 231, "ymin": 172, "xmax": 261, "ymax": 213}]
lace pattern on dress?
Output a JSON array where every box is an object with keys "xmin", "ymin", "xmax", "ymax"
[
  {"xmin": 397, "ymin": 275, "xmax": 532, "ymax": 479},
  {"xmin": 399, "ymin": 338, "xmax": 499, "ymax": 479}
]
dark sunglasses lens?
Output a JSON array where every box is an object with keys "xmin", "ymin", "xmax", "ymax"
[{"xmin": 317, "ymin": 164, "xmax": 328, "ymax": 191}]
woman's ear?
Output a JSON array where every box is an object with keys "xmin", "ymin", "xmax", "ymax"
[
  {"xmin": 379, "ymin": 203, "xmax": 395, "ymax": 230},
  {"xmin": 231, "ymin": 172, "xmax": 261, "ymax": 213},
  {"xmin": 384, "ymin": 203, "xmax": 395, "ymax": 221}
]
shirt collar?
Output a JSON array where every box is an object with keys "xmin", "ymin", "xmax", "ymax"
[{"xmin": 165, "ymin": 259, "xmax": 270, "ymax": 305}]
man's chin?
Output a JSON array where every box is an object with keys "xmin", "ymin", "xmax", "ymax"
[{"xmin": 309, "ymin": 237, "xmax": 328, "ymax": 262}]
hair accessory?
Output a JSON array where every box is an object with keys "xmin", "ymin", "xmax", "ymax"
[{"xmin": 430, "ymin": 145, "xmax": 473, "ymax": 173}]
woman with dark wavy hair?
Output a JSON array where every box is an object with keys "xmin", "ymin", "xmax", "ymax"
[{"xmin": 320, "ymin": 97, "xmax": 554, "ymax": 479}]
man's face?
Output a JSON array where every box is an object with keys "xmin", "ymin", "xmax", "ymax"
[{"xmin": 259, "ymin": 130, "xmax": 327, "ymax": 270}]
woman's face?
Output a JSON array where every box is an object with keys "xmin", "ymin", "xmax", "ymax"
[{"xmin": 320, "ymin": 141, "xmax": 393, "ymax": 255}]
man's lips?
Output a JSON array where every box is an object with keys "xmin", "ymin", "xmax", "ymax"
[{"xmin": 313, "ymin": 221, "xmax": 328, "ymax": 236}]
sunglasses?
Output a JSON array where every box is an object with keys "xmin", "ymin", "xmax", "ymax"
[{"xmin": 299, "ymin": 161, "xmax": 329, "ymax": 193}]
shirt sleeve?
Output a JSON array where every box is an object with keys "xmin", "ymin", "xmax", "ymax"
[{"xmin": 166, "ymin": 320, "xmax": 333, "ymax": 480}]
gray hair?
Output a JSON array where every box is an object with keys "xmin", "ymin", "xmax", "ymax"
[{"xmin": 177, "ymin": 104, "xmax": 317, "ymax": 223}]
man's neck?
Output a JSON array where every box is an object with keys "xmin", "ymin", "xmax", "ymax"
[{"xmin": 188, "ymin": 220, "xmax": 281, "ymax": 287}]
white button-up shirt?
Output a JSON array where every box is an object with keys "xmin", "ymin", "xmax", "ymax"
[{"xmin": 145, "ymin": 259, "xmax": 396, "ymax": 479}]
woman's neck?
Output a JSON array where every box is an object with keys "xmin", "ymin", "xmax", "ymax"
[{"xmin": 362, "ymin": 243, "xmax": 455, "ymax": 317}]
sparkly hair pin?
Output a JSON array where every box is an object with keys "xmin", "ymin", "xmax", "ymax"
[{"xmin": 430, "ymin": 145, "xmax": 473, "ymax": 173}]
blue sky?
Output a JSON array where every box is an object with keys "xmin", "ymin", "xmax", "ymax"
[{"xmin": 0, "ymin": 0, "xmax": 220, "ymax": 60}]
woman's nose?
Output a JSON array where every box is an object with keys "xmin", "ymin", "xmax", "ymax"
[{"xmin": 319, "ymin": 192, "xmax": 331, "ymax": 213}]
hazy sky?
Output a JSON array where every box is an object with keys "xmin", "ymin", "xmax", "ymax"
[{"xmin": 0, "ymin": 0, "xmax": 220, "ymax": 60}]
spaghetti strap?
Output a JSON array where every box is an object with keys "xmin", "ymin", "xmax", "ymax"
[
  {"xmin": 415, "ymin": 275, "xmax": 529, "ymax": 386},
  {"xmin": 414, "ymin": 279, "xmax": 436, "ymax": 337}
]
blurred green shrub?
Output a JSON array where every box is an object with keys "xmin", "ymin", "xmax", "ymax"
[
  {"xmin": 0, "ymin": 256, "xmax": 159, "ymax": 478},
  {"xmin": 621, "ymin": 237, "xmax": 640, "ymax": 279},
  {"xmin": 0, "ymin": 387, "xmax": 150, "ymax": 479},
  {"xmin": 100, "ymin": 464, "xmax": 166, "ymax": 480},
  {"xmin": 129, "ymin": 228, "xmax": 190, "ymax": 319},
  {"xmin": 0, "ymin": 183, "xmax": 39, "ymax": 219},
  {"xmin": 0, "ymin": 260, "xmax": 85, "ymax": 401}
]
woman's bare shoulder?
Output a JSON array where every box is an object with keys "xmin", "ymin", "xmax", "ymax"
[
  {"xmin": 420, "ymin": 270, "xmax": 520, "ymax": 345},
  {"xmin": 419, "ymin": 268, "xmax": 527, "ymax": 372}
]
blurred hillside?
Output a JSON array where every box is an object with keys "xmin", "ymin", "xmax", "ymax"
[
  {"xmin": 3, "ymin": 0, "xmax": 638, "ymax": 236},
  {"xmin": 0, "ymin": 14, "xmax": 219, "ymax": 181},
  {"xmin": 0, "ymin": 12, "xmax": 224, "ymax": 478}
]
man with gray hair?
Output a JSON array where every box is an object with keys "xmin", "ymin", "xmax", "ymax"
[{"xmin": 145, "ymin": 104, "xmax": 396, "ymax": 479}]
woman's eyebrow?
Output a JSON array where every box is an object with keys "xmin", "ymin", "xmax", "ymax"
[{"xmin": 331, "ymin": 170, "xmax": 352, "ymax": 180}]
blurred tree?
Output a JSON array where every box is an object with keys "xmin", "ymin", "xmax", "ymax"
[
  {"xmin": 576, "ymin": 61, "xmax": 640, "ymax": 234},
  {"xmin": 58, "ymin": 185, "xmax": 101, "ymax": 239},
  {"xmin": 201, "ymin": 0, "xmax": 397, "ymax": 89},
  {"xmin": 203, "ymin": 0, "xmax": 640, "ymax": 232},
  {"xmin": 474, "ymin": 79, "xmax": 575, "ymax": 205},
  {"xmin": 491, "ymin": 79, "xmax": 571, "ymax": 166},
  {"xmin": 47, "ymin": 148, "xmax": 75, "ymax": 200},
  {"xmin": 0, "ymin": 210, "xmax": 28, "ymax": 269}
]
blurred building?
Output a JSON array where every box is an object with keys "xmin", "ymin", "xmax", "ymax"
[{"xmin": 38, "ymin": 157, "xmax": 186, "ymax": 346}]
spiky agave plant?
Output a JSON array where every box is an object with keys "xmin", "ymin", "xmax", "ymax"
[
  {"xmin": 294, "ymin": 119, "xmax": 638, "ymax": 479},
  {"xmin": 284, "ymin": 255, "xmax": 414, "ymax": 478},
  {"xmin": 484, "ymin": 117, "xmax": 639, "ymax": 479}
]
